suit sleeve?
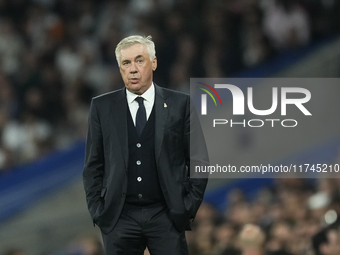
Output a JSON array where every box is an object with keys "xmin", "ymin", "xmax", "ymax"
[
  {"xmin": 83, "ymin": 99, "xmax": 105, "ymax": 224},
  {"xmin": 184, "ymin": 95, "xmax": 209, "ymax": 220}
]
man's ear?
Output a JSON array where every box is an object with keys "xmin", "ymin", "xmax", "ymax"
[{"xmin": 152, "ymin": 57, "xmax": 157, "ymax": 71}]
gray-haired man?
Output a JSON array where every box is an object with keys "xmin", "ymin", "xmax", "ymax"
[{"xmin": 83, "ymin": 35, "xmax": 209, "ymax": 254}]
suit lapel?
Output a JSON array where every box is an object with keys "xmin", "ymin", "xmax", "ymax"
[
  {"xmin": 154, "ymin": 85, "xmax": 168, "ymax": 165},
  {"xmin": 110, "ymin": 89, "xmax": 129, "ymax": 168}
]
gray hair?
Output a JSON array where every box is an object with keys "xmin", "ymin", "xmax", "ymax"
[{"xmin": 115, "ymin": 35, "xmax": 156, "ymax": 66}]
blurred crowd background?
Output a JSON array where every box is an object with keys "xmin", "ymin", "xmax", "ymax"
[
  {"xmin": 1, "ymin": 0, "xmax": 340, "ymax": 255},
  {"xmin": 187, "ymin": 177, "xmax": 340, "ymax": 255}
]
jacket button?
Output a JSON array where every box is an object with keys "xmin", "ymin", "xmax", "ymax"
[
  {"xmin": 136, "ymin": 160, "xmax": 141, "ymax": 165},
  {"xmin": 136, "ymin": 143, "xmax": 141, "ymax": 148},
  {"xmin": 137, "ymin": 177, "xmax": 142, "ymax": 182},
  {"xmin": 138, "ymin": 194, "xmax": 143, "ymax": 199}
]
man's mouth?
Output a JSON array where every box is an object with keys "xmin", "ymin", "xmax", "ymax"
[{"xmin": 130, "ymin": 78, "xmax": 139, "ymax": 83}]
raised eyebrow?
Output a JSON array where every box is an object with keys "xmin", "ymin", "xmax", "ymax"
[{"xmin": 135, "ymin": 55, "xmax": 144, "ymax": 60}]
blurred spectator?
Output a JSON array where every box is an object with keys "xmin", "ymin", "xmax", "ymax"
[
  {"xmin": 2, "ymin": 110, "xmax": 53, "ymax": 163},
  {"xmin": 0, "ymin": 73, "xmax": 18, "ymax": 118},
  {"xmin": 308, "ymin": 191, "xmax": 332, "ymax": 225},
  {"xmin": 238, "ymin": 224, "xmax": 265, "ymax": 255},
  {"xmin": 0, "ymin": 18, "xmax": 24, "ymax": 75},
  {"xmin": 313, "ymin": 227, "xmax": 340, "ymax": 255},
  {"xmin": 266, "ymin": 221, "xmax": 293, "ymax": 254},
  {"xmin": 262, "ymin": 0, "xmax": 310, "ymax": 50},
  {"xmin": 213, "ymin": 222, "xmax": 238, "ymax": 255},
  {"xmin": 193, "ymin": 220, "xmax": 216, "ymax": 255},
  {"xmin": 241, "ymin": 3, "xmax": 274, "ymax": 67},
  {"xmin": 56, "ymin": 42, "xmax": 84, "ymax": 84}
]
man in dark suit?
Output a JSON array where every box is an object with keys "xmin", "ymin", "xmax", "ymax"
[{"xmin": 83, "ymin": 35, "xmax": 209, "ymax": 255}]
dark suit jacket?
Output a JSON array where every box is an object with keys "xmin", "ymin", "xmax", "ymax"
[{"xmin": 83, "ymin": 84, "xmax": 209, "ymax": 235}]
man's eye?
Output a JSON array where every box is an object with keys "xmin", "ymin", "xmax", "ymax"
[{"xmin": 137, "ymin": 59, "xmax": 143, "ymax": 63}]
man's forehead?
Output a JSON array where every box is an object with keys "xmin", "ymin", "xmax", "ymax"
[{"xmin": 120, "ymin": 44, "xmax": 149, "ymax": 59}]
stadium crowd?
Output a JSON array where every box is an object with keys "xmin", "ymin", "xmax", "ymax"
[
  {"xmin": 0, "ymin": 0, "xmax": 340, "ymax": 171},
  {"xmin": 1, "ymin": 0, "xmax": 340, "ymax": 255},
  {"xmin": 186, "ymin": 177, "xmax": 340, "ymax": 255}
]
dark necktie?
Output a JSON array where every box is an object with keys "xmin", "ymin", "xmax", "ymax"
[{"xmin": 135, "ymin": 97, "xmax": 146, "ymax": 135}]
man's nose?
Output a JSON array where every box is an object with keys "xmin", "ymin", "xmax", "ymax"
[{"xmin": 129, "ymin": 62, "xmax": 138, "ymax": 73}]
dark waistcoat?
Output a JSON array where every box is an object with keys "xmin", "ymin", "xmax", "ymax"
[{"xmin": 125, "ymin": 106, "xmax": 165, "ymax": 206}]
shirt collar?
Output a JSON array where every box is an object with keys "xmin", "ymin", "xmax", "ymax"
[{"xmin": 126, "ymin": 82, "xmax": 155, "ymax": 105}]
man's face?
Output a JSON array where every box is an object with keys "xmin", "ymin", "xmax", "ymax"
[{"xmin": 119, "ymin": 43, "xmax": 157, "ymax": 95}]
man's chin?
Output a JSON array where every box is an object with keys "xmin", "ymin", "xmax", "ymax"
[{"xmin": 127, "ymin": 84, "xmax": 143, "ymax": 94}]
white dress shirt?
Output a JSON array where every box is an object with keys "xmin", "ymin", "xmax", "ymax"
[{"xmin": 126, "ymin": 83, "xmax": 155, "ymax": 126}]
